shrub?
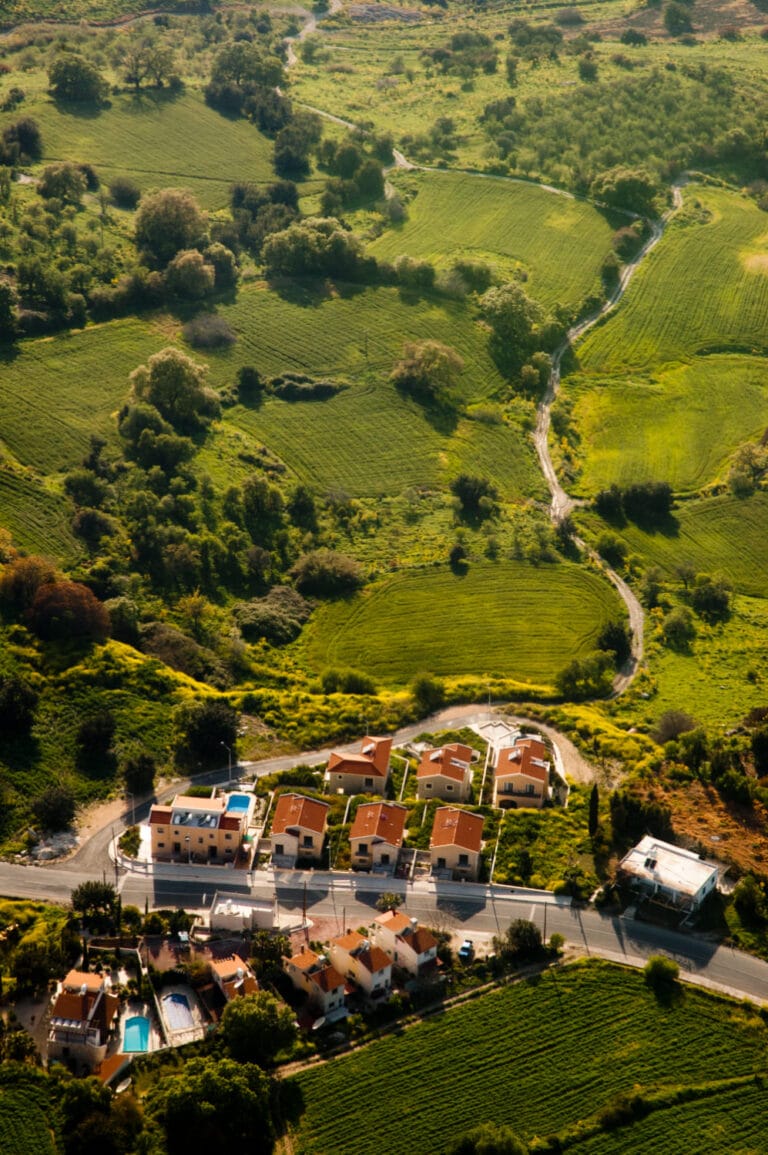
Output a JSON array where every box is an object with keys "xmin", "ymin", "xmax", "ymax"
[
  {"xmin": 27, "ymin": 580, "xmax": 109, "ymax": 642},
  {"xmin": 32, "ymin": 786, "xmax": 76, "ymax": 831},
  {"xmin": 235, "ymin": 587, "xmax": 312, "ymax": 644},
  {"xmin": 291, "ymin": 549, "xmax": 363, "ymax": 596},
  {"xmin": 644, "ymin": 954, "xmax": 680, "ymax": 990},
  {"xmin": 320, "ymin": 667, "xmax": 377, "ymax": 695},
  {"xmin": 182, "ymin": 314, "xmax": 237, "ymax": 349},
  {"xmin": 109, "ymin": 176, "xmax": 141, "ymax": 209},
  {"xmin": 411, "ymin": 671, "xmax": 446, "ymax": 714},
  {"xmin": 0, "ymin": 555, "xmax": 57, "ymax": 611}
]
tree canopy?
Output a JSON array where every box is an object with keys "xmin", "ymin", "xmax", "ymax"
[
  {"xmin": 129, "ymin": 347, "xmax": 220, "ymax": 430},
  {"xmin": 221, "ymin": 991, "xmax": 297, "ymax": 1065},
  {"xmin": 134, "ymin": 188, "xmax": 207, "ymax": 267},
  {"xmin": 48, "ymin": 54, "xmax": 109, "ymax": 103}
]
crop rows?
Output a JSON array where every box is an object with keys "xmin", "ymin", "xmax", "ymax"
[
  {"xmin": 372, "ymin": 171, "xmax": 613, "ymax": 312},
  {"xmin": 0, "ymin": 470, "xmax": 79, "ymax": 560},
  {"xmin": 292, "ymin": 963, "xmax": 768, "ymax": 1155},
  {"xmin": 594, "ymin": 491, "xmax": 768, "ymax": 600},
  {"xmin": 303, "ymin": 561, "xmax": 620, "ymax": 683},
  {"xmin": 576, "ymin": 185, "xmax": 768, "ymax": 373},
  {"xmin": 16, "ymin": 91, "xmax": 275, "ymax": 212},
  {"xmin": 576, "ymin": 1082, "xmax": 768, "ymax": 1153},
  {"xmin": 0, "ymin": 319, "xmax": 156, "ymax": 473}
]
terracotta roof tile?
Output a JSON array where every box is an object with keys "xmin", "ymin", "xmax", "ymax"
[
  {"xmin": 430, "ymin": 807, "xmax": 484, "ymax": 853},
  {"xmin": 417, "ymin": 744, "xmax": 473, "ymax": 783},
  {"xmin": 374, "ymin": 910, "xmax": 412, "ymax": 935},
  {"xmin": 350, "ymin": 802, "xmax": 407, "ymax": 845},
  {"xmin": 310, "ymin": 964, "xmax": 345, "ymax": 993},
  {"xmin": 149, "ymin": 807, "xmax": 173, "ymax": 825},
  {"xmin": 286, "ymin": 949, "xmax": 320, "ymax": 971},
  {"xmin": 496, "ymin": 744, "xmax": 549, "ymax": 784},
  {"xmin": 409, "ymin": 927, "xmax": 437, "ymax": 954},
  {"xmin": 62, "ymin": 970, "xmax": 103, "ymax": 993},
  {"xmin": 272, "ymin": 793, "xmax": 329, "ymax": 836},
  {"xmin": 328, "ymin": 736, "xmax": 393, "ymax": 778}
]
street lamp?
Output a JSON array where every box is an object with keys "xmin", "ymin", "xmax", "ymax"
[
  {"xmin": 220, "ymin": 741, "xmax": 233, "ymax": 786},
  {"xmin": 184, "ymin": 835, "xmax": 191, "ymax": 865}
]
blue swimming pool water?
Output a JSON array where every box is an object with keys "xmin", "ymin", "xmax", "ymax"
[
  {"xmin": 226, "ymin": 793, "xmax": 250, "ymax": 813},
  {"xmin": 162, "ymin": 992, "xmax": 194, "ymax": 1032},
  {"xmin": 123, "ymin": 1015, "xmax": 150, "ymax": 1052}
]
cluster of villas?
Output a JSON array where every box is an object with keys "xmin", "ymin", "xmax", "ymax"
[
  {"xmin": 145, "ymin": 731, "xmax": 553, "ymax": 880},
  {"xmin": 283, "ymin": 905, "xmax": 439, "ymax": 1025}
]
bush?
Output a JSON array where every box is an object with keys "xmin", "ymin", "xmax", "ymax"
[
  {"xmin": 320, "ymin": 667, "xmax": 377, "ymax": 695},
  {"xmin": 644, "ymin": 954, "xmax": 680, "ymax": 990},
  {"xmin": 32, "ymin": 786, "xmax": 76, "ymax": 832},
  {"xmin": 291, "ymin": 549, "xmax": 363, "ymax": 596},
  {"xmin": 235, "ymin": 587, "xmax": 312, "ymax": 644},
  {"xmin": 411, "ymin": 671, "xmax": 446, "ymax": 714},
  {"xmin": 109, "ymin": 176, "xmax": 141, "ymax": 209},
  {"xmin": 182, "ymin": 314, "xmax": 237, "ymax": 349},
  {"xmin": 27, "ymin": 581, "xmax": 109, "ymax": 642}
]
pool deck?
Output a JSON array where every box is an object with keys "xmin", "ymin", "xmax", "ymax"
[
  {"xmin": 157, "ymin": 984, "xmax": 207, "ymax": 1046},
  {"xmin": 120, "ymin": 1000, "xmax": 162, "ymax": 1054}
]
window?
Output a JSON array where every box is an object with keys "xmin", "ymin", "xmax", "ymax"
[
  {"xmin": 525, "ymin": 783, "xmax": 535, "ymax": 795},
  {"xmin": 198, "ymin": 837, "xmax": 204, "ymax": 844},
  {"xmin": 157, "ymin": 841, "xmax": 165, "ymax": 848},
  {"xmin": 365, "ymin": 778, "xmax": 373, "ymax": 788},
  {"xmin": 358, "ymin": 843, "xmax": 369, "ymax": 856},
  {"xmin": 275, "ymin": 843, "xmax": 284, "ymax": 856},
  {"xmin": 425, "ymin": 782, "xmax": 432, "ymax": 790},
  {"xmin": 447, "ymin": 784, "xmax": 453, "ymax": 791},
  {"xmin": 157, "ymin": 827, "xmax": 165, "ymax": 833},
  {"xmin": 303, "ymin": 835, "xmax": 313, "ymax": 848},
  {"xmin": 437, "ymin": 856, "xmax": 446, "ymax": 869},
  {"xmin": 381, "ymin": 853, "xmax": 390, "ymax": 866},
  {"xmin": 225, "ymin": 833, "xmax": 232, "ymax": 841},
  {"xmin": 458, "ymin": 853, "xmax": 469, "ymax": 867}
]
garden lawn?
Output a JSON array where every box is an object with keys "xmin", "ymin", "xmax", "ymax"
[
  {"xmin": 302, "ymin": 560, "xmax": 621, "ymax": 685},
  {"xmin": 372, "ymin": 171, "xmax": 614, "ymax": 312},
  {"xmin": 565, "ymin": 355, "xmax": 768, "ymax": 495},
  {"xmin": 290, "ymin": 961, "xmax": 768, "ymax": 1155}
]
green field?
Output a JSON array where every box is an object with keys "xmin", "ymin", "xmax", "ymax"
[
  {"xmin": 583, "ymin": 491, "xmax": 768, "ymax": 599},
  {"xmin": 565, "ymin": 354, "xmax": 768, "ymax": 495},
  {"xmin": 622, "ymin": 594, "xmax": 768, "ymax": 730},
  {"xmin": 290, "ymin": 961, "xmax": 768, "ymax": 1154},
  {"xmin": 574, "ymin": 185, "xmax": 768, "ymax": 373},
  {"xmin": 0, "ymin": 468, "xmax": 80, "ymax": 560},
  {"xmin": 0, "ymin": 89, "xmax": 280, "ymax": 211},
  {"xmin": 372, "ymin": 171, "xmax": 614, "ymax": 312},
  {"xmin": 302, "ymin": 560, "xmax": 621, "ymax": 685}
]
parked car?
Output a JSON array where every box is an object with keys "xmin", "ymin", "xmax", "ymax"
[{"xmin": 458, "ymin": 939, "xmax": 475, "ymax": 963}]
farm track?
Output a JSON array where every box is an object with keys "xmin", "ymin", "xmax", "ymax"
[{"xmin": 284, "ymin": 5, "xmax": 687, "ymax": 696}]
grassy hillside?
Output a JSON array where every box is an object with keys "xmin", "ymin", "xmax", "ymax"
[
  {"xmin": 290, "ymin": 961, "xmax": 768, "ymax": 1154},
  {"xmin": 372, "ymin": 171, "xmax": 614, "ymax": 312},
  {"xmin": 581, "ymin": 492, "xmax": 768, "ymax": 600},
  {"xmin": 302, "ymin": 560, "xmax": 621, "ymax": 685},
  {"xmin": 0, "ymin": 469, "xmax": 81, "ymax": 560},
  {"xmin": 564, "ymin": 354, "xmax": 768, "ymax": 495},
  {"xmin": 575, "ymin": 186, "xmax": 768, "ymax": 372}
]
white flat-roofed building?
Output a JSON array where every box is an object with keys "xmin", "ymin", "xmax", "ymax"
[
  {"xmin": 618, "ymin": 835, "xmax": 720, "ymax": 912},
  {"xmin": 209, "ymin": 892, "xmax": 274, "ymax": 932}
]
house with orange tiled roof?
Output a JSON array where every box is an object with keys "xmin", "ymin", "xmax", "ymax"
[
  {"xmin": 282, "ymin": 947, "xmax": 347, "ymax": 1020},
  {"xmin": 494, "ymin": 736, "xmax": 550, "ymax": 810},
  {"xmin": 372, "ymin": 909, "xmax": 438, "ymax": 977},
  {"xmin": 324, "ymin": 736, "xmax": 392, "ymax": 795},
  {"xmin": 210, "ymin": 955, "xmax": 259, "ymax": 1002},
  {"xmin": 148, "ymin": 790, "xmax": 253, "ymax": 864},
  {"xmin": 48, "ymin": 969, "xmax": 120, "ymax": 1071},
  {"xmin": 349, "ymin": 801, "xmax": 407, "ymax": 871},
  {"xmin": 416, "ymin": 743, "xmax": 474, "ymax": 803},
  {"xmin": 329, "ymin": 931, "xmax": 392, "ymax": 998},
  {"xmin": 270, "ymin": 793, "xmax": 329, "ymax": 866},
  {"xmin": 430, "ymin": 807, "xmax": 484, "ymax": 881}
]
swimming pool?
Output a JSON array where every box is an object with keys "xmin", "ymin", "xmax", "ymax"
[
  {"xmin": 162, "ymin": 992, "xmax": 194, "ymax": 1032},
  {"xmin": 226, "ymin": 793, "xmax": 250, "ymax": 814},
  {"xmin": 123, "ymin": 1015, "xmax": 150, "ymax": 1053}
]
